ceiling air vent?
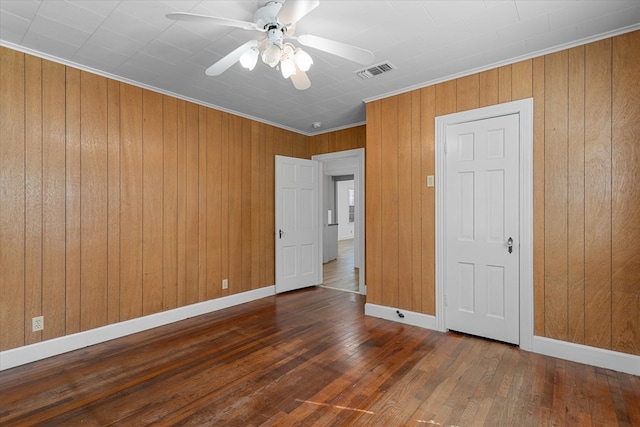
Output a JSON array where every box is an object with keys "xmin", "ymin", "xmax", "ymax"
[{"xmin": 355, "ymin": 61, "xmax": 396, "ymax": 80}]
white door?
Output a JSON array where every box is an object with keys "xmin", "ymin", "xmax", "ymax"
[
  {"xmin": 444, "ymin": 114, "xmax": 520, "ymax": 344},
  {"xmin": 275, "ymin": 155, "xmax": 322, "ymax": 293}
]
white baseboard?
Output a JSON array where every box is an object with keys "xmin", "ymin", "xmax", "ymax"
[
  {"xmin": 365, "ymin": 303, "xmax": 438, "ymax": 331},
  {"xmin": 0, "ymin": 286, "xmax": 275, "ymax": 371},
  {"xmin": 365, "ymin": 303, "xmax": 639, "ymax": 376},
  {"xmin": 532, "ymin": 336, "xmax": 640, "ymax": 376}
]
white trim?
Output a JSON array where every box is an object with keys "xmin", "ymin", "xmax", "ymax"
[
  {"xmin": 7, "ymin": 24, "xmax": 637, "ymax": 138},
  {"xmin": 0, "ymin": 41, "xmax": 316, "ymax": 137},
  {"xmin": 435, "ymin": 99, "xmax": 534, "ymax": 351},
  {"xmin": 363, "ymin": 24, "xmax": 640, "ymax": 104},
  {"xmin": 364, "ymin": 302, "xmax": 639, "ymax": 376},
  {"xmin": 532, "ymin": 336, "xmax": 640, "ymax": 376},
  {"xmin": 312, "ymin": 148, "xmax": 366, "ymax": 295},
  {"xmin": 307, "ymin": 121, "xmax": 366, "ymax": 136},
  {"xmin": 0, "ymin": 286, "xmax": 275, "ymax": 371},
  {"xmin": 365, "ymin": 303, "xmax": 437, "ymax": 331}
]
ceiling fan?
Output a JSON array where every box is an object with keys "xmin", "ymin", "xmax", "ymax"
[{"xmin": 166, "ymin": 0, "xmax": 375, "ymax": 90}]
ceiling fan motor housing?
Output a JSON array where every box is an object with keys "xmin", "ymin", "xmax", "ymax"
[{"xmin": 255, "ymin": 1, "xmax": 284, "ymax": 30}]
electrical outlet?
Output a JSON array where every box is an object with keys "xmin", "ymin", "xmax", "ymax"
[
  {"xmin": 32, "ymin": 316, "xmax": 44, "ymax": 332},
  {"xmin": 427, "ymin": 175, "xmax": 435, "ymax": 187},
  {"xmin": 222, "ymin": 279, "xmax": 228, "ymax": 290}
]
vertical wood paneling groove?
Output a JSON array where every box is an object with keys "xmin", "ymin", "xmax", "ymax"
[
  {"xmin": 381, "ymin": 97, "xmax": 399, "ymax": 308},
  {"xmin": 410, "ymin": 91, "xmax": 423, "ymax": 313},
  {"xmin": 65, "ymin": 67, "xmax": 81, "ymax": 334},
  {"xmin": 584, "ymin": 39, "xmax": 612, "ymax": 350},
  {"xmin": 258, "ymin": 123, "xmax": 267, "ymax": 288},
  {"xmin": 420, "ymin": 86, "xmax": 436, "ymax": 314},
  {"xmin": 176, "ymin": 100, "xmax": 187, "ymax": 307},
  {"xmin": 228, "ymin": 115, "xmax": 242, "ymax": 294},
  {"xmin": 107, "ymin": 80, "xmax": 121, "ymax": 323},
  {"xmin": 456, "ymin": 74, "xmax": 479, "ymax": 112},
  {"xmin": 42, "ymin": 60, "xmax": 66, "ymax": 341},
  {"xmin": 567, "ymin": 46, "xmax": 586, "ymax": 344},
  {"xmin": 512, "ymin": 60, "xmax": 533, "ymax": 100},
  {"xmin": 544, "ymin": 51, "xmax": 569, "ymax": 341},
  {"xmin": 479, "ymin": 69, "xmax": 499, "ymax": 107},
  {"xmin": 532, "ymin": 56, "xmax": 546, "ymax": 336},
  {"xmin": 250, "ymin": 122, "xmax": 262, "ymax": 290},
  {"xmin": 184, "ymin": 103, "xmax": 199, "ymax": 305},
  {"xmin": 206, "ymin": 109, "xmax": 221, "ymax": 300},
  {"xmin": 0, "ymin": 48, "xmax": 25, "ymax": 350},
  {"xmin": 241, "ymin": 118, "xmax": 252, "ymax": 292},
  {"xmin": 498, "ymin": 65, "xmax": 512, "ymax": 103},
  {"xmin": 162, "ymin": 96, "xmax": 178, "ymax": 310},
  {"xmin": 198, "ymin": 107, "xmax": 207, "ymax": 302},
  {"xmin": 142, "ymin": 90, "xmax": 164, "ymax": 315},
  {"xmin": 80, "ymin": 72, "xmax": 108, "ymax": 331},
  {"xmin": 397, "ymin": 93, "xmax": 413, "ymax": 310},
  {"xmin": 24, "ymin": 55, "xmax": 43, "ymax": 345},
  {"xmin": 119, "ymin": 83, "xmax": 143, "ymax": 321},
  {"xmin": 220, "ymin": 112, "xmax": 230, "ymax": 293},
  {"xmin": 365, "ymin": 101, "xmax": 382, "ymax": 305},
  {"xmin": 435, "ymin": 80, "xmax": 456, "ymax": 116},
  {"xmin": 264, "ymin": 124, "xmax": 274, "ymax": 286},
  {"xmin": 611, "ymin": 31, "xmax": 640, "ymax": 355}
]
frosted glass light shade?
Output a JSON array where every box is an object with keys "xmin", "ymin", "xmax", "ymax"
[
  {"xmin": 239, "ymin": 48, "xmax": 259, "ymax": 70},
  {"xmin": 295, "ymin": 49, "xmax": 313, "ymax": 71},
  {"xmin": 261, "ymin": 43, "xmax": 282, "ymax": 67},
  {"xmin": 281, "ymin": 58, "xmax": 296, "ymax": 79}
]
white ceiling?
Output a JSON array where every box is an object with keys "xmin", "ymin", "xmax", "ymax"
[{"xmin": 1, "ymin": 1, "xmax": 639, "ymax": 135}]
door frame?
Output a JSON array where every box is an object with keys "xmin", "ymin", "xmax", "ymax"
[
  {"xmin": 435, "ymin": 98, "xmax": 534, "ymax": 351},
  {"xmin": 312, "ymin": 148, "xmax": 366, "ymax": 295}
]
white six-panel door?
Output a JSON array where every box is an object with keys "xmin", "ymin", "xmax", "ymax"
[
  {"xmin": 444, "ymin": 114, "xmax": 520, "ymax": 344},
  {"xmin": 275, "ymin": 155, "xmax": 322, "ymax": 293}
]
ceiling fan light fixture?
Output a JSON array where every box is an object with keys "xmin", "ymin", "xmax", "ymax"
[
  {"xmin": 294, "ymin": 48, "xmax": 313, "ymax": 72},
  {"xmin": 262, "ymin": 43, "xmax": 282, "ymax": 67},
  {"xmin": 239, "ymin": 47, "xmax": 259, "ymax": 70},
  {"xmin": 167, "ymin": 1, "xmax": 374, "ymax": 91},
  {"xmin": 281, "ymin": 57, "xmax": 296, "ymax": 79}
]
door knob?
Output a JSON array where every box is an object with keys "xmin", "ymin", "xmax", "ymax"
[
  {"xmin": 507, "ymin": 237, "xmax": 513, "ymax": 254},
  {"xmin": 279, "ymin": 229, "xmax": 284, "ymax": 239}
]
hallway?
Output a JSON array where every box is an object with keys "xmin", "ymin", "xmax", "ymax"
[{"xmin": 322, "ymin": 238, "xmax": 358, "ymax": 293}]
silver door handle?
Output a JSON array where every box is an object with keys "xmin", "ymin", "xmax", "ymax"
[{"xmin": 507, "ymin": 237, "xmax": 513, "ymax": 254}]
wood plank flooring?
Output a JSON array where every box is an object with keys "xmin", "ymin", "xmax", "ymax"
[
  {"xmin": 322, "ymin": 238, "xmax": 359, "ymax": 293},
  {"xmin": 1, "ymin": 287, "xmax": 639, "ymax": 426}
]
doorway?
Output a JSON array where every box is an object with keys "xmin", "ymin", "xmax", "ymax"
[
  {"xmin": 312, "ymin": 148, "xmax": 365, "ymax": 295},
  {"xmin": 435, "ymin": 99, "xmax": 534, "ymax": 351}
]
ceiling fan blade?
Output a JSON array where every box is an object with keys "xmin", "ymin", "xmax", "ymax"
[
  {"xmin": 290, "ymin": 68, "xmax": 311, "ymax": 90},
  {"xmin": 297, "ymin": 34, "xmax": 374, "ymax": 65},
  {"xmin": 277, "ymin": 0, "xmax": 320, "ymax": 26},
  {"xmin": 205, "ymin": 40, "xmax": 260, "ymax": 76},
  {"xmin": 166, "ymin": 12, "xmax": 257, "ymax": 30}
]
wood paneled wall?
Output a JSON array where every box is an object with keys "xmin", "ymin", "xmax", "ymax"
[
  {"xmin": 365, "ymin": 30, "xmax": 639, "ymax": 356},
  {"xmin": 309, "ymin": 125, "xmax": 366, "ymax": 155},
  {"xmin": 0, "ymin": 46, "xmax": 312, "ymax": 351}
]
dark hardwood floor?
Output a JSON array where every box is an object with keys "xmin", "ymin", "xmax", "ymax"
[
  {"xmin": 322, "ymin": 238, "xmax": 359, "ymax": 293},
  {"xmin": 1, "ymin": 287, "xmax": 639, "ymax": 426}
]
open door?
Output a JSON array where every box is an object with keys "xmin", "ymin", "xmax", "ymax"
[{"xmin": 275, "ymin": 155, "xmax": 322, "ymax": 293}]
